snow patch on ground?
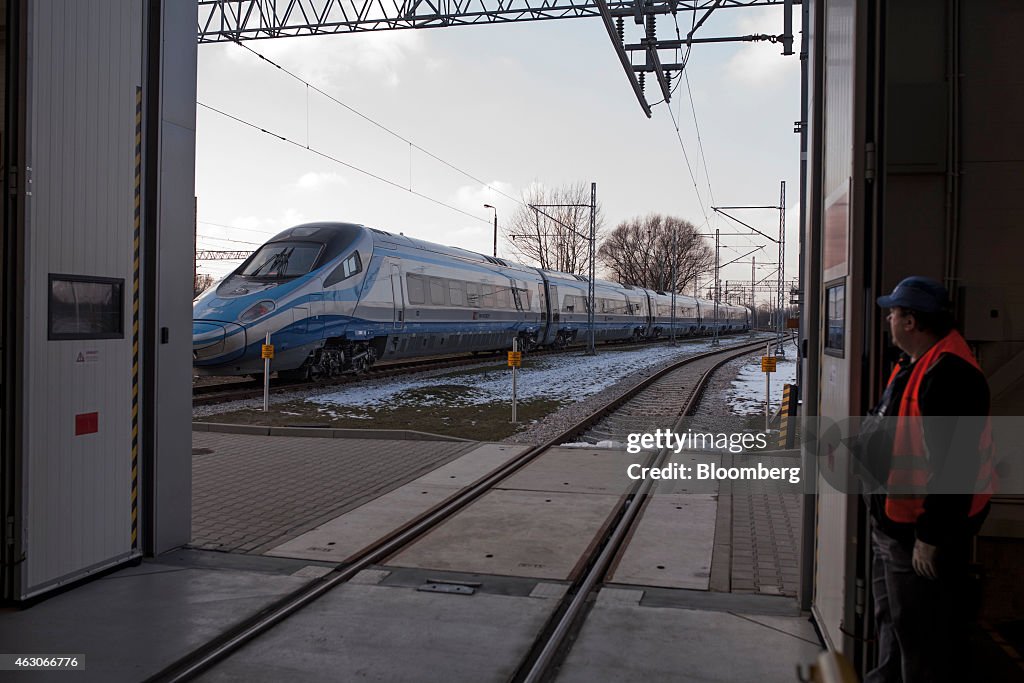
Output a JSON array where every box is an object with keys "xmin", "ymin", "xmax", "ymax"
[
  {"xmin": 310, "ymin": 340, "xmax": 727, "ymax": 416},
  {"xmin": 728, "ymin": 355, "xmax": 798, "ymax": 416}
]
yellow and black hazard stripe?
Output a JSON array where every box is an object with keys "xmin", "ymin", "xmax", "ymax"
[{"xmin": 131, "ymin": 87, "xmax": 141, "ymax": 549}]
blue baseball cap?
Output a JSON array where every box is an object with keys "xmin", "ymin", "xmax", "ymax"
[{"xmin": 877, "ymin": 276, "xmax": 950, "ymax": 313}]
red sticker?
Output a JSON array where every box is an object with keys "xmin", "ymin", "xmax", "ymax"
[{"xmin": 75, "ymin": 412, "xmax": 99, "ymax": 436}]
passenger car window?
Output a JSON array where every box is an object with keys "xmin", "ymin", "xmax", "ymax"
[
  {"xmin": 429, "ymin": 278, "xmax": 447, "ymax": 306},
  {"xmin": 448, "ymin": 280, "xmax": 465, "ymax": 307},
  {"xmin": 407, "ymin": 274, "xmax": 426, "ymax": 305}
]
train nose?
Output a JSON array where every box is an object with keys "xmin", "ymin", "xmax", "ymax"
[{"xmin": 192, "ymin": 320, "xmax": 247, "ymax": 364}]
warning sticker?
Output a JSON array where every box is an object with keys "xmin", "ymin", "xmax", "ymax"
[{"xmin": 75, "ymin": 350, "xmax": 100, "ymax": 364}]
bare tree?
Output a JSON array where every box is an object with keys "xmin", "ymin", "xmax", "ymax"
[
  {"xmin": 598, "ymin": 214, "xmax": 713, "ymax": 292},
  {"xmin": 502, "ymin": 182, "xmax": 604, "ymax": 275},
  {"xmin": 194, "ymin": 273, "xmax": 214, "ymax": 298}
]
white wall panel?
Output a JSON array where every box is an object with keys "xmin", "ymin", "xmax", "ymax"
[
  {"xmin": 812, "ymin": 0, "xmax": 861, "ymax": 655},
  {"xmin": 21, "ymin": 0, "xmax": 144, "ymax": 597}
]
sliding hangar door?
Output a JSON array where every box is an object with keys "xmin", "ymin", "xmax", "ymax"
[{"xmin": 1, "ymin": 0, "xmax": 195, "ymax": 601}]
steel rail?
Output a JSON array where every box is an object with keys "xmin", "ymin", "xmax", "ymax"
[
  {"xmin": 516, "ymin": 340, "xmax": 773, "ymax": 682},
  {"xmin": 191, "ymin": 333, "xmax": 752, "ymax": 406},
  {"xmin": 152, "ymin": 337, "xmax": 769, "ymax": 682}
]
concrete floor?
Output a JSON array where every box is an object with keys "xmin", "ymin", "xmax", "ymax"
[
  {"xmin": 199, "ymin": 578, "xmax": 558, "ymax": 682},
  {"xmin": 0, "ymin": 551, "xmax": 318, "ymax": 683},
  {"xmin": 556, "ymin": 588, "xmax": 822, "ymax": 683}
]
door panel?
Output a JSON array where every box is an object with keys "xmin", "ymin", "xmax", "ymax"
[{"xmin": 390, "ymin": 264, "xmax": 404, "ymax": 329}]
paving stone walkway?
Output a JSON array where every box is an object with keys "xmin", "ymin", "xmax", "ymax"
[
  {"xmin": 191, "ymin": 431, "xmax": 476, "ymax": 554},
  {"xmin": 730, "ymin": 485, "xmax": 802, "ymax": 596}
]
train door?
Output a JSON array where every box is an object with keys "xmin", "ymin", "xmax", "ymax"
[
  {"xmin": 307, "ymin": 292, "xmax": 324, "ymax": 338},
  {"xmin": 390, "ymin": 264, "xmax": 404, "ymax": 329}
]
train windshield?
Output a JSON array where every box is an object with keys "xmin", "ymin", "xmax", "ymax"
[{"xmin": 239, "ymin": 242, "xmax": 323, "ymax": 279}]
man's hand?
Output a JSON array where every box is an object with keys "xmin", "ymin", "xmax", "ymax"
[{"xmin": 912, "ymin": 540, "xmax": 939, "ymax": 579}]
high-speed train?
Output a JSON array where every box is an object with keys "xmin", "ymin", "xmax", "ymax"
[{"xmin": 192, "ymin": 223, "xmax": 751, "ymax": 378}]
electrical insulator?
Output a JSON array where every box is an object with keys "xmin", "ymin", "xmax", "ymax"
[
  {"xmin": 646, "ymin": 15, "xmax": 656, "ymax": 42},
  {"xmin": 664, "ymin": 70, "xmax": 672, "ymax": 91},
  {"xmin": 639, "ymin": 72, "xmax": 646, "ymax": 94},
  {"xmin": 616, "ymin": 16, "xmax": 624, "ymax": 43}
]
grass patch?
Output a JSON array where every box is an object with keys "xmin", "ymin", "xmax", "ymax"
[{"xmin": 200, "ymin": 396, "xmax": 567, "ymax": 441}]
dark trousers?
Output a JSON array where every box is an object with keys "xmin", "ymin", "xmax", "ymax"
[{"xmin": 865, "ymin": 523, "xmax": 975, "ymax": 683}]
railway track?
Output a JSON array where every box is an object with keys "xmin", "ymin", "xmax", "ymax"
[
  {"xmin": 157, "ymin": 337, "xmax": 772, "ymax": 682},
  {"xmin": 191, "ymin": 334, "xmax": 764, "ymax": 406}
]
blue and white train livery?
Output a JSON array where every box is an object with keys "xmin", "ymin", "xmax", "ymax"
[{"xmin": 192, "ymin": 222, "xmax": 752, "ymax": 378}]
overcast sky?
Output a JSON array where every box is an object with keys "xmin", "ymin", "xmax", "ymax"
[{"xmin": 195, "ymin": 5, "xmax": 800, "ymax": 304}]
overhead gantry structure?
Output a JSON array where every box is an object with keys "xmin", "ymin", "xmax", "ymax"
[{"xmin": 197, "ymin": 0, "xmax": 799, "ymax": 116}]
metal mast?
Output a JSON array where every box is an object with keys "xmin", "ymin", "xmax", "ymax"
[{"xmin": 776, "ymin": 180, "xmax": 786, "ymax": 355}]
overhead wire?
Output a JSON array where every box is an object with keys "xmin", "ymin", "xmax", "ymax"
[
  {"xmin": 196, "ymin": 232, "xmax": 263, "ymax": 246},
  {"xmin": 198, "ymin": 219, "xmax": 279, "ymax": 237},
  {"xmin": 663, "ymin": 7, "xmax": 770, "ymax": 303},
  {"xmin": 230, "ymin": 40, "xmax": 529, "ymax": 211},
  {"xmin": 198, "ymin": 102, "xmax": 490, "ymax": 225}
]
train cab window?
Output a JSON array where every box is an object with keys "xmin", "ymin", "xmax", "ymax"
[
  {"xmin": 825, "ymin": 282, "xmax": 846, "ymax": 356},
  {"xmin": 407, "ymin": 274, "xmax": 426, "ymax": 305},
  {"xmin": 240, "ymin": 242, "xmax": 323, "ymax": 279},
  {"xmin": 324, "ymin": 252, "xmax": 362, "ymax": 287}
]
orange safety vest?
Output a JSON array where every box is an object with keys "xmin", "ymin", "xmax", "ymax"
[{"xmin": 885, "ymin": 330, "xmax": 995, "ymax": 523}]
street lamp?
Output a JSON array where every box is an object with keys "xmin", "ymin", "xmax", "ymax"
[{"xmin": 483, "ymin": 204, "xmax": 497, "ymax": 258}]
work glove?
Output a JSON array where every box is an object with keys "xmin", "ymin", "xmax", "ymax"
[{"xmin": 912, "ymin": 539, "xmax": 939, "ymax": 580}]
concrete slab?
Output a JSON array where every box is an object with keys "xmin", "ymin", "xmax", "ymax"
[
  {"xmin": 497, "ymin": 447, "xmax": 641, "ymax": 495},
  {"xmin": 350, "ymin": 569, "xmax": 391, "ymax": 585},
  {"xmin": 389, "ymin": 489, "xmax": 622, "ymax": 580},
  {"xmin": 290, "ymin": 565, "xmax": 334, "ymax": 579},
  {"xmin": 651, "ymin": 451, "xmax": 723, "ymax": 495},
  {"xmin": 265, "ymin": 443, "xmax": 530, "ymax": 562},
  {"xmin": 200, "ymin": 583, "xmax": 555, "ymax": 683},
  {"xmin": 597, "ymin": 587, "xmax": 644, "ymax": 606},
  {"xmin": 0, "ymin": 559, "xmax": 308, "ymax": 683},
  {"xmin": 529, "ymin": 582, "xmax": 569, "ymax": 600},
  {"xmin": 555, "ymin": 594, "xmax": 822, "ymax": 683},
  {"xmin": 414, "ymin": 443, "xmax": 530, "ymax": 487},
  {"xmin": 608, "ymin": 494, "xmax": 717, "ymax": 590},
  {"xmin": 265, "ymin": 483, "xmax": 457, "ymax": 562}
]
